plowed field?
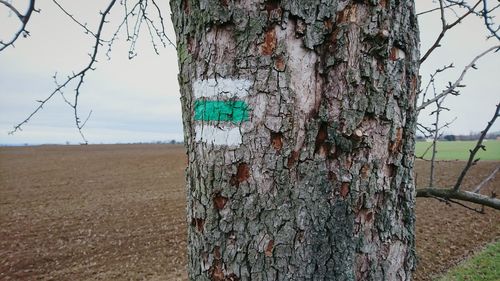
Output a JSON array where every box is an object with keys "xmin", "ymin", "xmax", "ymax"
[{"xmin": 0, "ymin": 144, "xmax": 498, "ymax": 280}]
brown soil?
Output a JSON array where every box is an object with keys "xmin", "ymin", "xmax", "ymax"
[
  {"xmin": 414, "ymin": 160, "xmax": 500, "ymax": 280},
  {"xmin": 0, "ymin": 144, "xmax": 498, "ymax": 280}
]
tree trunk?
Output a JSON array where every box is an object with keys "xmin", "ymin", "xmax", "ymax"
[{"xmin": 170, "ymin": 1, "xmax": 420, "ymax": 280}]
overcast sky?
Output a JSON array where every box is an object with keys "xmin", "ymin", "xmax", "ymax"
[{"xmin": 0, "ymin": 1, "xmax": 498, "ymax": 145}]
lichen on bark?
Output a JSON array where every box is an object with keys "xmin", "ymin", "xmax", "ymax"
[{"xmin": 170, "ymin": 0, "xmax": 420, "ymax": 280}]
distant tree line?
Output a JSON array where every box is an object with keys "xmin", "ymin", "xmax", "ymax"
[{"xmin": 417, "ymin": 131, "xmax": 500, "ymax": 141}]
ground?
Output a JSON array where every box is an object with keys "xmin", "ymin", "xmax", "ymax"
[{"xmin": 0, "ymin": 144, "xmax": 498, "ymax": 280}]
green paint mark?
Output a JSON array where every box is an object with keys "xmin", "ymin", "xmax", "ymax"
[{"xmin": 194, "ymin": 100, "xmax": 249, "ymax": 123}]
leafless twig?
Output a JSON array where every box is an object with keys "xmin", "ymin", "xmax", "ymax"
[
  {"xmin": 418, "ymin": 63, "xmax": 454, "ymax": 110},
  {"xmin": 420, "ymin": 0, "xmax": 483, "ymax": 64},
  {"xmin": 9, "ymin": 0, "xmax": 118, "ymax": 144},
  {"xmin": 453, "ymin": 103, "xmax": 500, "ymax": 191},
  {"xmin": 429, "ymin": 110, "xmax": 456, "ymax": 187},
  {"xmin": 52, "ymin": 0, "xmax": 97, "ymax": 38},
  {"xmin": 417, "ymin": 45, "xmax": 500, "ymax": 111},
  {"xmin": 106, "ymin": 0, "xmax": 175, "ymax": 60},
  {"xmin": 417, "ymin": 2, "xmax": 460, "ymax": 16},
  {"xmin": 446, "ymin": 198, "xmax": 485, "ymax": 213},
  {"xmin": 6, "ymin": 0, "xmax": 175, "ymax": 143},
  {"xmin": 473, "ymin": 166, "xmax": 499, "ymax": 193},
  {"xmin": 0, "ymin": 0, "xmax": 37, "ymax": 51},
  {"xmin": 416, "ymin": 141, "xmax": 434, "ymax": 160},
  {"xmin": 481, "ymin": 0, "xmax": 500, "ymax": 40}
]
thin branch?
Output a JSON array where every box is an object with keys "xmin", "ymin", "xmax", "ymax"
[
  {"xmin": 9, "ymin": 0, "xmax": 118, "ymax": 143},
  {"xmin": 422, "ymin": 193, "xmax": 484, "ymax": 214},
  {"xmin": 482, "ymin": 0, "xmax": 500, "ymax": 40},
  {"xmin": 106, "ymin": 0, "xmax": 176, "ymax": 60},
  {"xmin": 417, "ymin": 2, "xmax": 460, "ymax": 17},
  {"xmin": 416, "ymin": 188, "xmax": 500, "ymax": 210},
  {"xmin": 0, "ymin": 0, "xmax": 36, "ymax": 52},
  {"xmin": 453, "ymin": 104, "xmax": 500, "ymax": 191},
  {"xmin": 439, "ymin": 0, "xmax": 447, "ymax": 28},
  {"xmin": 473, "ymin": 166, "xmax": 499, "ymax": 193},
  {"xmin": 429, "ymin": 96, "xmax": 444, "ymax": 187},
  {"xmin": 429, "ymin": 112, "xmax": 456, "ymax": 186},
  {"xmin": 416, "ymin": 141, "xmax": 434, "ymax": 160},
  {"xmin": 417, "ymin": 45, "xmax": 500, "ymax": 111},
  {"xmin": 106, "ymin": 1, "xmax": 142, "ymax": 59},
  {"xmin": 150, "ymin": 0, "xmax": 175, "ymax": 48},
  {"xmin": 52, "ymin": 0, "xmax": 97, "ymax": 38},
  {"xmin": 446, "ymin": 198, "xmax": 485, "ymax": 213},
  {"xmin": 10, "ymin": 0, "xmax": 176, "ymax": 142},
  {"xmin": 128, "ymin": 0, "xmax": 145, "ymax": 59},
  {"xmin": 419, "ymin": 63, "xmax": 454, "ymax": 110},
  {"xmin": 420, "ymin": 0, "xmax": 482, "ymax": 64}
]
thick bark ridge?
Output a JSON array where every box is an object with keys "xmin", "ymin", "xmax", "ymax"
[{"xmin": 170, "ymin": 0, "xmax": 420, "ymax": 280}]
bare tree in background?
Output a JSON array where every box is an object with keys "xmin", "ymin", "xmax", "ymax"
[{"xmin": 1, "ymin": 0, "xmax": 499, "ymax": 280}]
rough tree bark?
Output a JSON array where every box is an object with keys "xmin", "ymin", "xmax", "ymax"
[{"xmin": 170, "ymin": 0, "xmax": 420, "ymax": 280}]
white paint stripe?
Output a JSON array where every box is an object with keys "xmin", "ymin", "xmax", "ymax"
[
  {"xmin": 195, "ymin": 125, "xmax": 242, "ymax": 146},
  {"xmin": 193, "ymin": 78, "xmax": 252, "ymax": 99}
]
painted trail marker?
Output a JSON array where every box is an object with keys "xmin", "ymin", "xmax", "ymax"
[
  {"xmin": 192, "ymin": 79, "xmax": 252, "ymax": 99},
  {"xmin": 194, "ymin": 100, "xmax": 249, "ymax": 123},
  {"xmin": 194, "ymin": 125, "xmax": 243, "ymax": 146},
  {"xmin": 193, "ymin": 78, "xmax": 252, "ymax": 146}
]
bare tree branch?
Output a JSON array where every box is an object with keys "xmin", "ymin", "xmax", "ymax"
[
  {"xmin": 150, "ymin": 0, "xmax": 175, "ymax": 48},
  {"xmin": 418, "ymin": 63, "xmax": 454, "ymax": 110},
  {"xmin": 453, "ymin": 104, "xmax": 500, "ymax": 191},
  {"xmin": 417, "ymin": 45, "xmax": 500, "ymax": 111},
  {"xmin": 0, "ymin": 0, "xmax": 36, "ymax": 51},
  {"xmin": 417, "ymin": 188, "xmax": 500, "ymax": 210},
  {"xmin": 9, "ymin": 0, "xmax": 118, "ymax": 143},
  {"xmin": 106, "ymin": 0, "xmax": 175, "ymax": 60},
  {"xmin": 429, "ymin": 99, "xmax": 456, "ymax": 187},
  {"xmin": 7, "ymin": 0, "xmax": 176, "ymax": 142},
  {"xmin": 473, "ymin": 166, "xmax": 499, "ymax": 193},
  {"xmin": 420, "ymin": 0, "xmax": 482, "ymax": 64},
  {"xmin": 445, "ymin": 198, "xmax": 485, "ymax": 213},
  {"xmin": 429, "ymin": 84, "xmax": 446, "ymax": 187},
  {"xmin": 417, "ymin": 2, "xmax": 460, "ymax": 17},
  {"xmin": 481, "ymin": 0, "xmax": 500, "ymax": 40},
  {"xmin": 416, "ymin": 141, "xmax": 434, "ymax": 160},
  {"xmin": 52, "ymin": 0, "xmax": 97, "ymax": 38}
]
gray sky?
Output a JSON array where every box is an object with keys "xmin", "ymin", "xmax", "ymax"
[{"xmin": 0, "ymin": 1, "xmax": 498, "ymax": 145}]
